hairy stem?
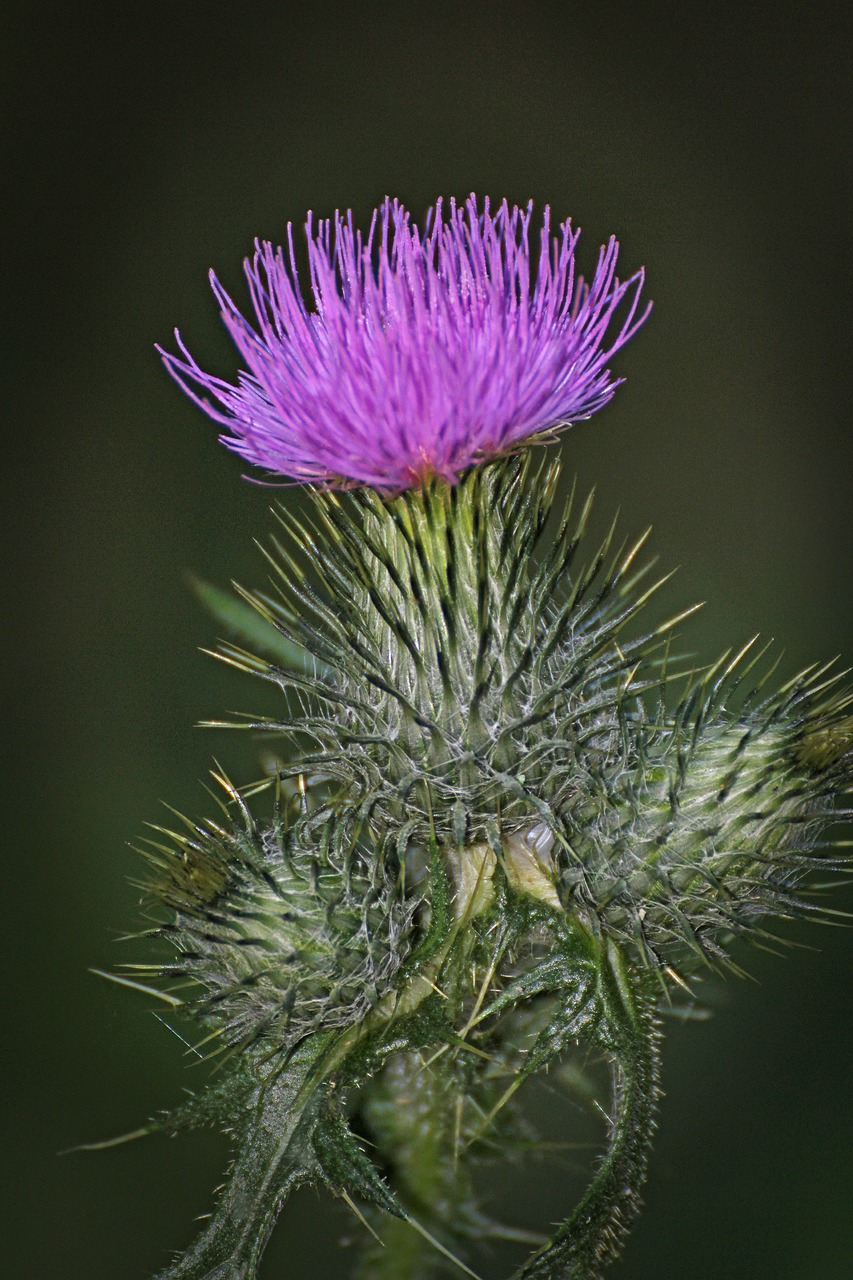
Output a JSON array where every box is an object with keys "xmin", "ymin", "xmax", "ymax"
[
  {"xmin": 153, "ymin": 1037, "xmax": 332, "ymax": 1280},
  {"xmin": 513, "ymin": 942, "xmax": 661, "ymax": 1280}
]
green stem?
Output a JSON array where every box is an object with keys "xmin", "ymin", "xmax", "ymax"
[
  {"xmin": 513, "ymin": 942, "xmax": 661, "ymax": 1280},
  {"xmin": 153, "ymin": 1037, "xmax": 332, "ymax": 1280}
]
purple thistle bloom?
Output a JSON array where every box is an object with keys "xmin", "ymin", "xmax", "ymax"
[{"xmin": 160, "ymin": 196, "xmax": 650, "ymax": 490}]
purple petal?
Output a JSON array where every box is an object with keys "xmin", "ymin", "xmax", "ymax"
[{"xmin": 158, "ymin": 195, "xmax": 651, "ymax": 490}]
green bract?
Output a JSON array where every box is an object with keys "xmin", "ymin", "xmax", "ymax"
[{"xmin": 216, "ymin": 454, "xmax": 851, "ymax": 975}]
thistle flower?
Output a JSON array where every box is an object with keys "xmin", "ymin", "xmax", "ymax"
[
  {"xmin": 159, "ymin": 196, "xmax": 649, "ymax": 489},
  {"xmin": 100, "ymin": 198, "xmax": 850, "ymax": 1280}
]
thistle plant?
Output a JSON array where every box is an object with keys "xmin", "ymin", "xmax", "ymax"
[{"xmin": 91, "ymin": 196, "xmax": 850, "ymax": 1280}]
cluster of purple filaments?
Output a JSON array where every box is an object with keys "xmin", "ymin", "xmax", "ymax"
[{"xmin": 160, "ymin": 196, "xmax": 650, "ymax": 489}]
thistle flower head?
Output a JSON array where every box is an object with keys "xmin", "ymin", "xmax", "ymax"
[{"xmin": 160, "ymin": 196, "xmax": 650, "ymax": 489}]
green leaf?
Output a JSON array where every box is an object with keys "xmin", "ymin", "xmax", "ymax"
[
  {"xmin": 190, "ymin": 575, "xmax": 319, "ymax": 673},
  {"xmin": 313, "ymin": 1102, "xmax": 405, "ymax": 1219}
]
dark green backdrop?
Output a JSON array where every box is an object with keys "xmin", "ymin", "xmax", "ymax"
[{"xmin": 5, "ymin": 4, "xmax": 851, "ymax": 1277}]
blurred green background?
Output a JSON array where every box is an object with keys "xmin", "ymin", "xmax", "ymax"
[{"xmin": 4, "ymin": 3, "xmax": 852, "ymax": 1277}]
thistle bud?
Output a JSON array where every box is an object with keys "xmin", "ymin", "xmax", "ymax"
[
  {"xmin": 141, "ymin": 777, "xmax": 414, "ymax": 1054},
  {"xmin": 548, "ymin": 682, "xmax": 852, "ymax": 972}
]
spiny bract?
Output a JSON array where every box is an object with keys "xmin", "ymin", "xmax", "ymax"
[{"xmin": 211, "ymin": 452, "xmax": 852, "ymax": 980}]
